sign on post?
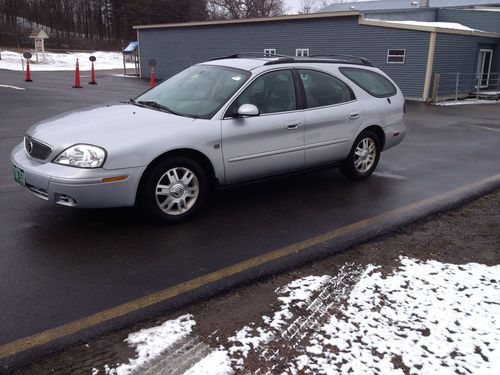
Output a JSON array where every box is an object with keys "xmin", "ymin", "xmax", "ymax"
[{"xmin": 29, "ymin": 29, "xmax": 49, "ymax": 63}]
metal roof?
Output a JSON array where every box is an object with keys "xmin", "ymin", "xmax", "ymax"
[
  {"xmin": 320, "ymin": 0, "xmax": 500, "ymax": 12},
  {"xmin": 123, "ymin": 42, "xmax": 138, "ymax": 53}
]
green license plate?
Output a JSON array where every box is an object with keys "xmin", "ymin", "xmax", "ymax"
[{"xmin": 13, "ymin": 166, "xmax": 25, "ymax": 186}]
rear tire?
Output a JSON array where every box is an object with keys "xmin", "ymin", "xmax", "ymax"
[
  {"xmin": 139, "ymin": 157, "xmax": 208, "ymax": 223},
  {"xmin": 340, "ymin": 130, "xmax": 381, "ymax": 180}
]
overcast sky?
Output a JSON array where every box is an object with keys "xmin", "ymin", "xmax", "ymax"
[
  {"xmin": 285, "ymin": 0, "xmax": 303, "ymax": 12},
  {"xmin": 284, "ymin": 0, "xmax": 375, "ymax": 13}
]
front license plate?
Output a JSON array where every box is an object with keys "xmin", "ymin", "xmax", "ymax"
[{"xmin": 13, "ymin": 166, "xmax": 25, "ymax": 186}]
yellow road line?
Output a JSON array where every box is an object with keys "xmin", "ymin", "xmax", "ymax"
[{"xmin": 1, "ymin": 173, "xmax": 499, "ymax": 360}]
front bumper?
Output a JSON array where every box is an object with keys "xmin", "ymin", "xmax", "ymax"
[{"xmin": 10, "ymin": 143, "xmax": 145, "ymax": 208}]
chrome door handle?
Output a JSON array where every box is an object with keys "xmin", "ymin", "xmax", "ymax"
[
  {"xmin": 349, "ymin": 112, "xmax": 360, "ymax": 120},
  {"xmin": 286, "ymin": 123, "xmax": 301, "ymax": 130}
]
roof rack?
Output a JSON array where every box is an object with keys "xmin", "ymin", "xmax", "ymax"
[
  {"xmin": 209, "ymin": 52, "xmax": 375, "ymax": 67},
  {"xmin": 209, "ymin": 52, "xmax": 292, "ymax": 61},
  {"xmin": 309, "ymin": 54, "xmax": 374, "ymax": 67},
  {"xmin": 263, "ymin": 54, "xmax": 375, "ymax": 67}
]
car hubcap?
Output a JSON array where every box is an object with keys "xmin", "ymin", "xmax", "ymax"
[
  {"xmin": 155, "ymin": 167, "xmax": 199, "ymax": 215},
  {"xmin": 354, "ymin": 138, "xmax": 376, "ymax": 173}
]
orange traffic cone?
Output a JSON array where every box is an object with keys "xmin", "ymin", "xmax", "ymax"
[
  {"xmin": 25, "ymin": 59, "xmax": 33, "ymax": 82},
  {"xmin": 149, "ymin": 66, "xmax": 155, "ymax": 88},
  {"xmin": 73, "ymin": 59, "xmax": 82, "ymax": 88},
  {"xmin": 88, "ymin": 61, "xmax": 97, "ymax": 85}
]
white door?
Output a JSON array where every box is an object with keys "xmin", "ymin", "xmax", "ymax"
[
  {"xmin": 477, "ymin": 49, "xmax": 493, "ymax": 88},
  {"xmin": 221, "ymin": 69, "xmax": 305, "ymax": 183}
]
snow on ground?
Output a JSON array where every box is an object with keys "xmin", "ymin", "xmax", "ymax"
[
  {"xmin": 286, "ymin": 258, "xmax": 500, "ymax": 374},
  {"xmin": 0, "ymin": 50, "xmax": 133, "ymax": 71},
  {"xmin": 94, "ymin": 258, "xmax": 500, "ymax": 374},
  {"xmin": 183, "ymin": 350, "xmax": 233, "ymax": 375},
  {"xmin": 367, "ymin": 19, "xmax": 483, "ymax": 32},
  {"xmin": 436, "ymin": 99, "xmax": 500, "ymax": 106},
  {"xmin": 94, "ymin": 314, "xmax": 196, "ymax": 375}
]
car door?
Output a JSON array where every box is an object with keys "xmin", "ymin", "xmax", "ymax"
[
  {"xmin": 298, "ymin": 69, "xmax": 363, "ymax": 167},
  {"xmin": 221, "ymin": 69, "xmax": 305, "ymax": 183}
]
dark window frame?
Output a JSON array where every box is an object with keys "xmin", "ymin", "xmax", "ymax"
[{"xmin": 339, "ymin": 67, "xmax": 397, "ymax": 98}]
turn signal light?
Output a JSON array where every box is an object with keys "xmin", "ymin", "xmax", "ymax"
[{"xmin": 102, "ymin": 176, "xmax": 128, "ymax": 183}]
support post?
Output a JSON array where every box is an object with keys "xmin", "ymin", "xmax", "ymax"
[
  {"xmin": 431, "ymin": 73, "xmax": 440, "ymax": 103},
  {"xmin": 423, "ymin": 31, "xmax": 437, "ymax": 101},
  {"xmin": 455, "ymin": 73, "xmax": 460, "ymax": 101}
]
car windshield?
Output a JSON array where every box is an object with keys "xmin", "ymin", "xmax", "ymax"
[{"xmin": 135, "ymin": 65, "xmax": 250, "ymax": 119}]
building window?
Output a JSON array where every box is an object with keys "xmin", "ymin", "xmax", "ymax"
[
  {"xmin": 387, "ymin": 49, "xmax": 406, "ymax": 64},
  {"xmin": 264, "ymin": 48, "xmax": 276, "ymax": 56},
  {"xmin": 296, "ymin": 48, "xmax": 310, "ymax": 57}
]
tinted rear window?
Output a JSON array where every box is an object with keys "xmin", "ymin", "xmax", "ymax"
[{"xmin": 340, "ymin": 67, "xmax": 397, "ymax": 98}]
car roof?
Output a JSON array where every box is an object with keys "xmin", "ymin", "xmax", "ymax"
[
  {"xmin": 199, "ymin": 58, "xmax": 270, "ymax": 71},
  {"xmin": 199, "ymin": 53, "xmax": 375, "ymax": 71}
]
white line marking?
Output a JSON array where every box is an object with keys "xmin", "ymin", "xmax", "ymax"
[
  {"xmin": 465, "ymin": 124, "xmax": 500, "ymax": 133},
  {"xmin": 0, "ymin": 84, "xmax": 25, "ymax": 90},
  {"xmin": 373, "ymin": 172, "xmax": 407, "ymax": 180}
]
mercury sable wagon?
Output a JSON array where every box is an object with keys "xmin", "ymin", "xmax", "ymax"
[{"xmin": 11, "ymin": 53, "xmax": 406, "ymax": 222}]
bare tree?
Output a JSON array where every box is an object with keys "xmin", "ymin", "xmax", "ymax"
[{"xmin": 207, "ymin": 0, "xmax": 286, "ymax": 19}]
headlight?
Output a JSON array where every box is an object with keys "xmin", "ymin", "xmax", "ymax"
[{"xmin": 53, "ymin": 144, "xmax": 106, "ymax": 168}]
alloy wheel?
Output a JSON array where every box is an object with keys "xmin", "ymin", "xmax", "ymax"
[{"xmin": 155, "ymin": 167, "xmax": 199, "ymax": 215}]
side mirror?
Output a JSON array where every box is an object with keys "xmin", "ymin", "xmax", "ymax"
[{"xmin": 237, "ymin": 104, "xmax": 259, "ymax": 117}]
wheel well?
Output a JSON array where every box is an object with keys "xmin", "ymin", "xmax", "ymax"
[
  {"xmin": 136, "ymin": 149, "xmax": 217, "ymax": 204},
  {"xmin": 364, "ymin": 125, "xmax": 385, "ymax": 150}
]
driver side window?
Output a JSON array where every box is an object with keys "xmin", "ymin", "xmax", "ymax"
[{"xmin": 231, "ymin": 70, "xmax": 296, "ymax": 115}]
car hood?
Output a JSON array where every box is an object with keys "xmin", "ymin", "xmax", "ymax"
[
  {"xmin": 28, "ymin": 102, "xmax": 196, "ymax": 146},
  {"xmin": 26, "ymin": 103, "xmax": 202, "ymax": 169}
]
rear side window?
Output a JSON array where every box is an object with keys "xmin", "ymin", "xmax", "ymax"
[
  {"xmin": 299, "ymin": 69, "xmax": 355, "ymax": 108},
  {"xmin": 340, "ymin": 67, "xmax": 397, "ymax": 98}
]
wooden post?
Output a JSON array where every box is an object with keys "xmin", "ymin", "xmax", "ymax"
[{"xmin": 431, "ymin": 73, "xmax": 440, "ymax": 103}]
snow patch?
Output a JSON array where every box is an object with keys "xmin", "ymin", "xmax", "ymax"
[
  {"xmin": 183, "ymin": 350, "xmax": 233, "ymax": 375},
  {"xmin": 103, "ymin": 314, "xmax": 195, "ymax": 375},
  {"xmin": 367, "ymin": 19, "xmax": 485, "ymax": 32},
  {"xmin": 436, "ymin": 99, "xmax": 500, "ymax": 106},
  {"xmin": 291, "ymin": 258, "xmax": 500, "ymax": 374},
  {"xmin": 0, "ymin": 50, "xmax": 133, "ymax": 71}
]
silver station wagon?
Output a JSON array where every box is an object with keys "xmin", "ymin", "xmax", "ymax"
[{"xmin": 11, "ymin": 53, "xmax": 406, "ymax": 222}]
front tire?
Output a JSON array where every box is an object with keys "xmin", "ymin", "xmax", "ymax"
[
  {"xmin": 139, "ymin": 157, "xmax": 208, "ymax": 223},
  {"xmin": 340, "ymin": 130, "xmax": 381, "ymax": 180}
]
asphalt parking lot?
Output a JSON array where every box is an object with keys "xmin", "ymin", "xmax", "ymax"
[{"xmin": 0, "ymin": 69, "xmax": 499, "ymax": 370}]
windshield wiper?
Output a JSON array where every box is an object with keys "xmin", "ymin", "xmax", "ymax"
[{"xmin": 137, "ymin": 100, "xmax": 183, "ymax": 116}]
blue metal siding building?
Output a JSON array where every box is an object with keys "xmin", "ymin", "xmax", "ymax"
[
  {"xmin": 437, "ymin": 9, "xmax": 500, "ymax": 33},
  {"xmin": 134, "ymin": 11, "xmax": 500, "ymax": 101}
]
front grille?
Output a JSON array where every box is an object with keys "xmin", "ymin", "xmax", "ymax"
[{"xmin": 24, "ymin": 136, "xmax": 52, "ymax": 160}]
